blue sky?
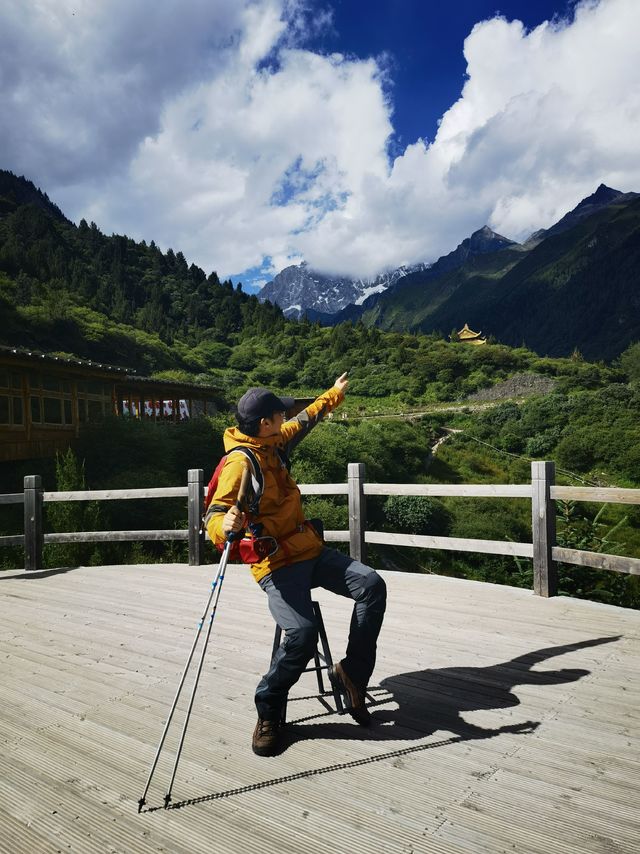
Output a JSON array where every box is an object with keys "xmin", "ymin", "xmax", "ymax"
[
  {"xmin": 1, "ymin": 1, "xmax": 638, "ymax": 290},
  {"xmin": 310, "ymin": 0, "xmax": 574, "ymax": 148}
]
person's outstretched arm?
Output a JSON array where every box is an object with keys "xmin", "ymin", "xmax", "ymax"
[{"xmin": 279, "ymin": 372, "xmax": 349, "ymax": 456}]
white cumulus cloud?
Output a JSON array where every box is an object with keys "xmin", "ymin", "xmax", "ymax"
[
  {"xmin": 1, "ymin": 0, "xmax": 639, "ymax": 283},
  {"xmin": 300, "ymin": 0, "xmax": 640, "ymax": 275},
  {"xmin": 0, "ymin": 0, "xmax": 246, "ymax": 185}
]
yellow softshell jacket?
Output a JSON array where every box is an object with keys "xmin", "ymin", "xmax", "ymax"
[{"xmin": 206, "ymin": 385, "xmax": 345, "ymax": 582}]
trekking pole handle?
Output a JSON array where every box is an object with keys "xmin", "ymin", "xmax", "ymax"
[{"xmin": 228, "ymin": 464, "xmax": 251, "ymax": 543}]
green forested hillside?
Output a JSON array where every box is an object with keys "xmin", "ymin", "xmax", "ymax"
[
  {"xmin": 0, "ymin": 170, "xmax": 286, "ymax": 376},
  {"xmin": 360, "ymin": 246, "xmax": 522, "ymax": 332},
  {"xmin": 361, "ymin": 196, "xmax": 640, "ymax": 360},
  {"xmin": 1, "ymin": 173, "xmax": 621, "ymax": 405}
]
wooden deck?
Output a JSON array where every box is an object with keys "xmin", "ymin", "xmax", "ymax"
[{"xmin": 0, "ymin": 563, "xmax": 638, "ymax": 854}]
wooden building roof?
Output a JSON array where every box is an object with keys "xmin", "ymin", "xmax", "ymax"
[
  {"xmin": 0, "ymin": 346, "xmax": 221, "ymax": 396},
  {"xmin": 0, "ymin": 345, "xmax": 130, "ymax": 378}
]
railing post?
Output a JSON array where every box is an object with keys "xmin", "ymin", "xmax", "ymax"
[
  {"xmin": 188, "ymin": 469, "xmax": 205, "ymax": 566},
  {"xmin": 348, "ymin": 462, "xmax": 367, "ymax": 563},
  {"xmin": 531, "ymin": 461, "xmax": 557, "ymax": 597},
  {"xmin": 24, "ymin": 475, "xmax": 43, "ymax": 572}
]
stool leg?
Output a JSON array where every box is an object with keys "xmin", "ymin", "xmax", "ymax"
[
  {"xmin": 311, "ymin": 602, "xmax": 326, "ymax": 694},
  {"xmin": 313, "ymin": 602, "xmax": 344, "ymax": 715},
  {"xmin": 313, "ymin": 648, "xmax": 324, "ymax": 695}
]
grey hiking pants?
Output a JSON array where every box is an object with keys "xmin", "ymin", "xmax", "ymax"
[{"xmin": 255, "ymin": 547, "xmax": 387, "ymax": 721}]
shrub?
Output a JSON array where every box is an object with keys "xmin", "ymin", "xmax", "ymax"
[
  {"xmin": 45, "ymin": 449, "xmax": 102, "ymax": 568},
  {"xmin": 555, "ymin": 431, "xmax": 597, "ymax": 472},
  {"xmin": 383, "ymin": 495, "xmax": 451, "ymax": 536}
]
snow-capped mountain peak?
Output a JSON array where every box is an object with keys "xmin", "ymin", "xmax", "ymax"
[{"xmin": 258, "ymin": 261, "xmax": 429, "ymax": 318}]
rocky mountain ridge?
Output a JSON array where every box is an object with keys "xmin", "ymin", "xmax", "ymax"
[
  {"xmin": 356, "ymin": 188, "xmax": 640, "ymax": 360},
  {"xmin": 258, "ymin": 261, "xmax": 429, "ymax": 318},
  {"xmin": 524, "ymin": 184, "xmax": 638, "ymax": 247},
  {"xmin": 320, "ymin": 225, "xmax": 518, "ymax": 326},
  {"xmin": 259, "ymin": 185, "xmax": 637, "ymax": 324},
  {"xmin": 260, "ymin": 225, "xmax": 515, "ymax": 320}
]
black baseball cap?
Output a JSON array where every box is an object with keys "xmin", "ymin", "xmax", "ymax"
[{"xmin": 236, "ymin": 387, "xmax": 295, "ymax": 422}]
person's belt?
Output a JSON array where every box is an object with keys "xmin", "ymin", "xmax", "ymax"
[{"xmin": 212, "ymin": 518, "xmax": 322, "ymax": 564}]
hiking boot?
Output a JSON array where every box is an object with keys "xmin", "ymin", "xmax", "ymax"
[
  {"xmin": 252, "ymin": 717, "xmax": 282, "ymax": 756},
  {"xmin": 328, "ymin": 661, "xmax": 371, "ymax": 726}
]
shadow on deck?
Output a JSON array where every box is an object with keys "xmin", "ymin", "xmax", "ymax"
[{"xmin": 161, "ymin": 635, "xmax": 619, "ymax": 812}]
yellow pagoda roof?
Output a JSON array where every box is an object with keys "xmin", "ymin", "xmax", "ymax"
[{"xmin": 456, "ymin": 323, "xmax": 487, "ymax": 344}]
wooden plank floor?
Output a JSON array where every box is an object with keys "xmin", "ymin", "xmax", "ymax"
[{"xmin": 0, "ymin": 562, "xmax": 638, "ymax": 854}]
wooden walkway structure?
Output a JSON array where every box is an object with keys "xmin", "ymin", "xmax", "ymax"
[{"xmin": 0, "ymin": 562, "xmax": 638, "ymax": 853}]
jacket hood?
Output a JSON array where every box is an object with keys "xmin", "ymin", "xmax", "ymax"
[{"xmin": 223, "ymin": 426, "xmax": 282, "ymax": 452}]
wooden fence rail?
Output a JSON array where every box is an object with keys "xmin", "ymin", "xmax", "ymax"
[{"xmin": 2, "ymin": 461, "xmax": 640, "ymax": 592}]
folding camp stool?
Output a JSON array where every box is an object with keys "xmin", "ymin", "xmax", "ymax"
[{"xmin": 271, "ymin": 601, "xmax": 345, "ymax": 724}]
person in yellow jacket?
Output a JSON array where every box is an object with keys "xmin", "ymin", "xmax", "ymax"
[{"xmin": 207, "ymin": 372, "xmax": 387, "ymax": 756}]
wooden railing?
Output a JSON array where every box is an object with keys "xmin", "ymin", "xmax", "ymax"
[{"xmin": 2, "ymin": 461, "xmax": 639, "ymax": 595}]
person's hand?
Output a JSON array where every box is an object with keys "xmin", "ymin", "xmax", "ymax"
[
  {"xmin": 222, "ymin": 505, "xmax": 246, "ymax": 536},
  {"xmin": 333, "ymin": 371, "xmax": 349, "ymax": 393}
]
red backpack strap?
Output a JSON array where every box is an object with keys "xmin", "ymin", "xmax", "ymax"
[
  {"xmin": 227, "ymin": 447, "xmax": 263, "ymax": 514},
  {"xmin": 203, "ymin": 446, "xmax": 264, "ymax": 518},
  {"xmin": 204, "ymin": 454, "xmax": 229, "ymax": 514}
]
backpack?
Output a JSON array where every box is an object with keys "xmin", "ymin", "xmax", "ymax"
[
  {"xmin": 203, "ymin": 446, "xmax": 264, "ymax": 519},
  {"xmin": 202, "ymin": 446, "xmax": 280, "ymax": 564}
]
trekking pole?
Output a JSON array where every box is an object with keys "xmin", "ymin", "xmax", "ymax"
[{"xmin": 137, "ymin": 466, "xmax": 251, "ymax": 813}]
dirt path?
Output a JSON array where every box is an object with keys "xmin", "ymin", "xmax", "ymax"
[{"xmin": 342, "ymin": 398, "xmax": 524, "ymax": 421}]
